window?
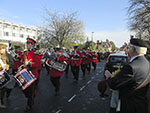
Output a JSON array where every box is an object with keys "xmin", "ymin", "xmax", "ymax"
[
  {"xmin": 27, "ymin": 28, "xmax": 31, "ymax": 33},
  {"xmin": 3, "ymin": 24, "xmax": 7, "ymax": 28},
  {"xmin": 109, "ymin": 56, "xmax": 128, "ymax": 63},
  {"xmin": 20, "ymin": 27, "xmax": 25, "ymax": 31},
  {"xmin": 13, "ymin": 26, "xmax": 18, "ymax": 30},
  {"xmin": 12, "ymin": 33, "xmax": 16, "ymax": 37},
  {"xmin": 0, "ymin": 31, "xmax": 2, "ymax": 36},
  {"xmin": 20, "ymin": 34, "xmax": 24, "ymax": 38},
  {"xmin": 4, "ymin": 32, "xmax": 9, "ymax": 36}
]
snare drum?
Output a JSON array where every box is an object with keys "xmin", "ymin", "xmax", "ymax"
[
  {"xmin": 0, "ymin": 70, "xmax": 11, "ymax": 88},
  {"xmin": 14, "ymin": 68, "xmax": 36, "ymax": 90}
]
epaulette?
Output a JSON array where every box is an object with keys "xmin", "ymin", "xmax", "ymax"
[{"xmin": 34, "ymin": 50, "xmax": 43, "ymax": 55}]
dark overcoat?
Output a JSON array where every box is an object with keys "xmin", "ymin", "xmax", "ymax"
[{"xmin": 107, "ymin": 55, "xmax": 150, "ymax": 113}]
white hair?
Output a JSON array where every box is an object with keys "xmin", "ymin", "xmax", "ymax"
[{"xmin": 131, "ymin": 44, "xmax": 147, "ymax": 54}]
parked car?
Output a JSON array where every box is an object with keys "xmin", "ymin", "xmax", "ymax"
[{"xmin": 104, "ymin": 52, "xmax": 128, "ymax": 77}]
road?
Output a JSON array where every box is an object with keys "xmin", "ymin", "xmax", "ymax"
[{"xmin": 0, "ymin": 60, "xmax": 150, "ymax": 113}]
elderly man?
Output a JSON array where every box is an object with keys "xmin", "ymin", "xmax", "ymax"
[{"xmin": 105, "ymin": 38, "xmax": 150, "ymax": 113}]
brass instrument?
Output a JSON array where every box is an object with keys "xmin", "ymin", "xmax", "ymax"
[
  {"xmin": 46, "ymin": 59, "xmax": 67, "ymax": 72},
  {"xmin": 7, "ymin": 44, "xmax": 20, "ymax": 61},
  {"xmin": 64, "ymin": 53, "xmax": 69, "ymax": 58},
  {"xmin": 9, "ymin": 50, "xmax": 20, "ymax": 60},
  {"xmin": 112, "ymin": 65, "xmax": 122, "ymax": 77},
  {"xmin": 71, "ymin": 51, "xmax": 80, "ymax": 60},
  {"xmin": 44, "ymin": 51, "xmax": 67, "ymax": 72}
]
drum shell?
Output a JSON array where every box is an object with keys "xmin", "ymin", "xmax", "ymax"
[
  {"xmin": 14, "ymin": 68, "xmax": 36, "ymax": 90},
  {"xmin": 0, "ymin": 71, "xmax": 11, "ymax": 88}
]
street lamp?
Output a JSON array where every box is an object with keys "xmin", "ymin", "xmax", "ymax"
[{"xmin": 91, "ymin": 32, "xmax": 94, "ymax": 42}]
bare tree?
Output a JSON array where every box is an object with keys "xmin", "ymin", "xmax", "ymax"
[
  {"xmin": 128, "ymin": 0, "xmax": 150, "ymax": 38},
  {"xmin": 38, "ymin": 9, "xmax": 85, "ymax": 49}
]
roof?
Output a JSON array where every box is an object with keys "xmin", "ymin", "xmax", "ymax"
[{"xmin": 109, "ymin": 53, "xmax": 127, "ymax": 57}]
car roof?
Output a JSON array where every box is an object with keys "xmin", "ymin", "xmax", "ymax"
[{"xmin": 109, "ymin": 53, "xmax": 128, "ymax": 57}]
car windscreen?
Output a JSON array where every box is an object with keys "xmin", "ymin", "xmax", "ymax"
[{"xmin": 109, "ymin": 56, "xmax": 128, "ymax": 63}]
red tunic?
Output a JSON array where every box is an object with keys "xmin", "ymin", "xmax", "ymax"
[
  {"xmin": 92, "ymin": 54, "xmax": 98, "ymax": 63},
  {"xmin": 34, "ymin": 51, "xmax": 43, "ymax": 70},
  {"xmin": 65, "ymin": 53, "xmax": 71, "ymax": 65},
  {"xmin": 87, "ymin": 52, "xmax": 93, "ymax": 63},
  {"xmin": 49, "ymin": 54, "xmax": 66, "ymax": 77},
  {"xmin": 71, "ymin": 50, "xmax": 82, "ymax": 66},
  {"xmin": 12, "ymin": 51, "xmax": 24, "ymax": 70},
  {"xmin": 82, "ymin": 53, "xmax": 88, "ymax": 64},
  {"xmin": 25, "ymin": 50, "xmax": 39, "ymax": 78}
]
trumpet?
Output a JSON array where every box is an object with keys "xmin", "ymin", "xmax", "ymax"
[
  {"xmin": 7, "ymin": 44, "xmax": 20, "ymax": 60},
  {"xmin": 112, "ymin": 65, "xmax": 122, "ymax": 77},
  {"xmin": 9, "ymin": 50, "xmax": 20, "ymax": 60}
]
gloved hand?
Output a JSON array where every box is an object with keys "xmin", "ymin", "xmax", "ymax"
[{"xmin": 25, "ymin": 62, "xmax": 31, "ymax": 70}]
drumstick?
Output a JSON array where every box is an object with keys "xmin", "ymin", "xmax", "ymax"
[{"xmin": 18, "ymin": 59, "xmax": 32, "ymax": 70}]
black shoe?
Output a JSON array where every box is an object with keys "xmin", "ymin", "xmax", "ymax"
[
  {"xmin": 100, "ymin": 93, "xmax": 109, "ymax": 97},
  {"xmin": 24, "ymin": 105, "xmax": 32, "ymax": 112}
]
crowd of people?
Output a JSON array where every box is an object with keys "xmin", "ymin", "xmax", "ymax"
[
  {"xmin": 0, "ymin": 38, "xmax": 99, "ymax": 112},
  {"xmin": 0, "ymin": 37, "xmax": 150, "ymax": 113}
]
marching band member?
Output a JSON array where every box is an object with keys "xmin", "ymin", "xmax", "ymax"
[
  {"xmin": 47, "ymin": 47, "xmax": 66, "ymax": 96},
  {"xmin": 6, "ymin": 45, "xmax": 24, "ymax": 98},
  {"xmin": 81, "ymin": 48, "xmax": 88, "ymax": 78},
  {"xmin": 44, "ymin": 48, "xmax": 52, "ymax": 75},
  {"xmin": 92, "ymin": 51, "xmax": 98, "ymax": 70},
  {"xmin": 87, "ymin": 49, "xmax": 93, "ymax": 73},
  {"xmin": 0, "ymin": 43, "xmax": 13, "ymax": 108},
  {"xmin": 64, "ymin": 49, "xmax": 71, "ymax": 78},
  {"xmin": 23, "ymin": 38, "xmax": 39, "ymax": 112},
  {"xmin": 12, "ymin": 45, "xmax": 24, "ymax": 75},
  {"xmin": 71, "ymin": 46, "xmax": 82, "ymax": 82},
  {"xmin": 34, "ymin": 45, "xmax": 43, "ymax": 87}
]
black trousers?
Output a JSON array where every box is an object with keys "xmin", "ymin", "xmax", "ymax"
[
  {"xmin": 23, "ymin": 80, "xmax": 36, "ymax": 107},
  {"xmin": 50, "ymin": 76, "xmax": 60, "ymax": 92},
  {"xmin": 0, "ymin": 87, "xmax": 12, "ymax": 104},
  {"xmin": 92, "ymin": 62, "xmax": 97, "ymax": 70},
  {"xmin": 45, "ymin": 64, "xmax": 50, "ymax": 75},
  {"xmin": 81, "ymin": 64, "xmax": 87, "ymax": 76},
  {"xmin": 71, "ymin": 65, "xmax": 80, "ymax": 80},
  {"xmin": 0, "ymin": 87, "xmax": 5, "ymax": 104},
  {"xmin": 87, "ymin": 63, "xmax": 91, "ymax": 73},
  {"xmin": 65, "ymin": 64, "xmax": 69, "ymax": 75}
]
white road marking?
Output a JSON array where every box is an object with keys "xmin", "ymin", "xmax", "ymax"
[
  {"xmin": 80, "ymin": 86, "xmax": 86, "ymax": 91},
  {"xmin": 68, "ymin": 94, "xmax": 76, "ymax": 103},
  {"xmin": 87, "ymin": 80, "xmax": 92, "ymax": 84},
  {"xmin": 56, "ymin": 109, "xmax": 61, "ymax": 113}
]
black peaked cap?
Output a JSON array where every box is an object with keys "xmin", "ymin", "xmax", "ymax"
[{"xmin": 130, "ymin": 38, "xmax": 147, "ymax": 48}]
